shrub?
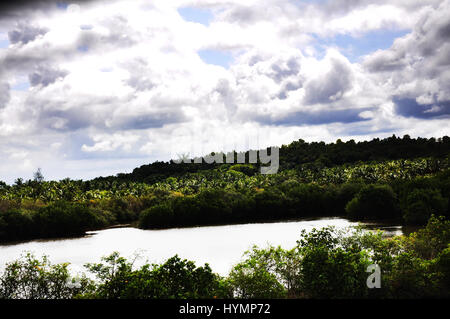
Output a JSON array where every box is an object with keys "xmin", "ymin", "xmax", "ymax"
[
  {"xmin": 196, "ymin": 189, "xmax": 234, "ymax": 224},
  {"xmin": 403, "ymin": 189, "xmax": 448, "ymax": 225},
  {"xmin": 0, "ymin": 209, "xmax": 35, "ymax": 241},
  {"xmin": 227, "ymin": 245, "xmax": 300, "ymax": 298},
  {"xmin": 345, "ymin": 184, "xmax": 400, "ymax": 220},
  {"xmin": 228, "ymin": 164, "xmax": 258, "ymax": 176},
  {"xmin": 83, "ymin": 253, "xmax": 227, "ymax": 299},
  {"xmin": 139, "ymin": 202, "xmax": 174, "ymax": 228},
  {"xmin": 34, "ymin": 201, "xmax": 98, "ymax": 237},
  {"xmin": 253, "ymin": 188, "xmax": 287, "ymax": 220},
  {"xmin": 297, "ymin": 227, "xmax": 371, "ymax": 299},
  {"xmin": 0, "ymin": 252, "xmax": 91, "ymax": 299}
]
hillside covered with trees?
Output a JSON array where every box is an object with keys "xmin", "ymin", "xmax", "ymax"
[{"xmin": 0, "ymin": 135, "xmax": 449, "ymax": 242}]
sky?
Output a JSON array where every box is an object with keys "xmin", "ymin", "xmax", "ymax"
[{"xmin": 0, "ymin": 0, "xmax": 449, "ymax": 183}]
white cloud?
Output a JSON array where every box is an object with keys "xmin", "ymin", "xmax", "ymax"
[
  {"xmin": 0, "ymin": 0, "xmax": 448, "ymax": 183},
  {"xmin": 81, "ymin": 132, "xmax": 140, "ymax": 152}
]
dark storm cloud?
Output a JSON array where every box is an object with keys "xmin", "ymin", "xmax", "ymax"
[
  {"xmin": 363, "ymin": 0, "xmax": 450, "ymax": 116},
  {"xmin": 126, "ymin": 75, "xmax": 155, "ymax": 92},
  {"xmin": 277, "ymin": 80, "xmax": 302, "ymax": 100},
  {"xmin": 30, "ymin": 93, "xmax": 188, "ymax": 132},
  {"xmin": 321, "ymin": 0, "xmax": 370, "ymax": 15},
  {"xmin": 7, "ymin": 22, "xmax": 48, "ymax": 45},
  {"xmin": 320, "ymin": 0, "xmax": 441, "ymax": 16},
  {"xmin": 393, "ymin": 98, "xmax": 450, "ymax": 119},
  {"xmin": 364, "ymin": 1, "xmax": 450, "ymax": 73},
  {"xmin": 362, "ymin": 51, "xmax": 406, "ymax": 73},
  {"xmin": 28, "ymin": 64, "xmax": 68, "ymax": 87},
  {"xmin": 38, "ymin": 108, "xmax": 93, "ymax": 131},
  {"xmin": 437, "ymin": 20, "xmax": 450, "ymax": 39},
  {"xmin": 258, "ymin": 107, "xmax": 374, "ymax": 126},
  {"xmin": 221, "ymin": 5, "xmax": 259, "ymax": 24},
  {"xmin": 0, "ymin": 82, "xmax": 10, "ymax": 108},
  {"xmin": 28, "ymin": 94, "xmax": 119, "ymax": 132},
  {"xmin": 115, "ymin": 112, "xmax": 187, "ymax": 130},
  {"xmin": 0, "ymin": 0, "xmax": 98, "ymax": 21},
  {"xmin": 217, "ymin": 5, "xmax": 289, "ymax": 26},
  {"xmin": 0, "ymin": 49, "xmax": 50, "ymax": 74},
  {"xmin": 124, "ymin": 58, "xmax": 155, "ymax": 91},
  {"xmin": 75, "ymin": 14, "xmax": 138, "ymax": 51},
  {"xmin": 215, "ymin": 78, "xmax": 237, "ymax": 115},
  {"xmin": 0, "ymin": 1, "xmax": 57, "ymax": 21},
  {"xmin": 269, "ymin": 57, "xmax": 301, "ymax": 83},
  {"xmin": 303, "ymin": 58, "xmax": 353, "ymax": 105}
]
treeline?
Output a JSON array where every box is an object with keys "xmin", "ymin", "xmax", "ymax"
[
  {"xmin": 0, "ymin": 195, "xmax": 165, "ymax": 242},
  {"xmin": 1, "ymin": 216, "xmax": 449, "ymax": 299},
  {"xmin": 1, "ymin": 135, "xmax": 449, "ymax": 242},
  {"xmin": 91, "ymin": 135, "xmax": 450, "ymax": 183},
  {"xmin": 1, "ymin": 157, "xmax": 449, "ymax": 242},
  {"xmin": 139, "ymin": 169, "xmax": 450, "ymax": 229}
]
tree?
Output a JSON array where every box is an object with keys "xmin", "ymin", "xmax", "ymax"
[
  {"xmin": 33, "ymin": 168, "xmax": 44, "ymax": 183},
  {"xmin": 345, "ymin": 184, "xmax": 400, "ymax": 220},
  {"xmin": 403, "ymin": 189, "xmax": 448, "ymax": 225},
  {"xmin": 0, "ymin": 252, "xmax": 91, "ymax": 299}
]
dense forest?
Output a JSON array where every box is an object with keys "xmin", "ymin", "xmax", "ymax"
[
  {"xmin": 0, "ymin": 135, "xmax": 449, "ymax": 242},
  {"xmin": 1, "ymin": 216, "xmax": 449, "ymax": 299}
]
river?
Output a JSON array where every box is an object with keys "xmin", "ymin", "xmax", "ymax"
[{"xmin": 0, "ymin": 217, "xmax": 404, "ymax": 276}]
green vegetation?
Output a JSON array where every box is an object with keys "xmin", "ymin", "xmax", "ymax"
[
  {"xmin": 345, "ymin": 184, "xmax": 400, "ymax": 220},
  {"xmin": 1, "ymin": 215, "xmax": 449, "ymax": 299},
  {"xmin": 0, "ymin": 135, "xmax": 449, "ymax": 242}
]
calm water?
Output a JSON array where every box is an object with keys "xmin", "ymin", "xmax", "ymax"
[{"xmin": 0, "ymin": 218, "xmax": 403, "ymax": 276}]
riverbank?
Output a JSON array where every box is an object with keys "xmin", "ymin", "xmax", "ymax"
[
  {"xmin": 1, "ymin": 215, "xmax": 448, "ymax": 299},
  {"xmin": 0, "ymin": 217, "xmax": 404, "ymax": 276}
]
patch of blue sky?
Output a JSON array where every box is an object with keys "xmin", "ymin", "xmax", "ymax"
[
  {"xmin": 289, "ymin": 0, "xmax": 327, "ymax": 8},
  {"xmin": 313, "ymin": 29, "xmax": 410, "ymax": 62},
  {"xmin": 198, "ymin": 49, "xmax": 233, "ymax": 68},
  {"xmin": 11, "ymin": 80, "xmax": 30, "ymax": 91},
  {"xmin": 0, "ymin": 38, "xmax": 9, "ymax": 48},
  {"xmin": 80, "ymin": 25, "xmax": 93, "ymax": 31},
  {"xmin": 56, "ymin": 2, "xmax": 69, "ymax": 10},
  {"xmin": 178, "ymin": 7, "xmax": 213, "ymax": 26},
  {"xmin": 77, "ymin": 45, "xmax": 89, "ymax": 52},
  {"xmin": 297, "ymin": 0, "xmax": 328, "ymax": 4},
  {"xmin": 0, "ymin": 32, "xmax": 9, "ymax": 48}
]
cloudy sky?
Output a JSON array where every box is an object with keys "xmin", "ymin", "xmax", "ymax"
[{"xmin": 0, "ymin": 0, "xmax": 449, "ymax": 183}]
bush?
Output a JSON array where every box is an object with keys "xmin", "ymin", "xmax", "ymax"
[
  {"xmin": 172, "ymin": 196, "xmax": 202, "ymax": 226},
  {"xmin": 227, "ymin": 245, "xmax": 300, "ymax": 298},
  {"xmin": 83, "ymin": 253, "xmax": 227, "ymax": 299},
  {"xmin": 403, "ymin": 189, "xmax": 448, "ymax": 225},
  {"xmin": 151, "ymin": 255, "xmax": 227, "ymax": 298},
  {"xmin": 196, "ymin": 189, "xmax": 234, "ymax": 224},
  {"xmin": 253, "ymin": 188, "xmax": 287, "ymax": 220},
  {"xmin": 0, "ymin": 209, "xmax": 35, "ymax": 241},
  {"xmin": 0, "ymin": 252, "xmax": 91, "ymax": 299},
  {"xmin": 297, "ymin": 227, "xmax": 371, "ymax": 299},
  {"xmin": 106, "ymin": 198, "xmax": 137, "ymax": 223},
  {"xmin": 34, "ymin": 201, "xmax": 98, "ymax": 237},
  {"xmin": 139, "ymin": 202, "xmax": 174, "ymax": 228},
  {"xmin": 345, "ymin": 184, "xmax": 400, "ymax": 220},
  {"xmin": 402, "ymin": 215, "xmax": 450, "ymax": 260},
  {"xmin": 227, "ymin": 265, "xmax": 287, "ymax": 299},
  {"xmin": 435, "ymin": 246, "xmax": 450, "ymax": 296}
]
